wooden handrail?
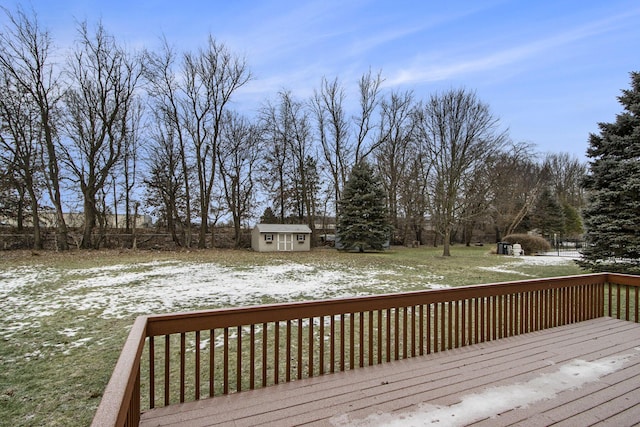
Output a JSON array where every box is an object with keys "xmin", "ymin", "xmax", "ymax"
[
  {"xmin": 91, "ymin": 316, "xmax": 147, "ymax": 427},
  {"xmin": 92, "ymin": 272, "xmax": 640, "ymax": 427}
]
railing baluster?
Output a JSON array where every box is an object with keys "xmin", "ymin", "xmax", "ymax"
[
  {"xmin": 377, "ymin": 310, "xmax": 383, "ymax": 363},
  {"xmin": 274, "ymin": 321, "xmax": 279, "ymax": 384},
  {"xmin": 320, "ymin": 316, "xmax": 325, "ymax": 374},
  {"xmin": 286, "ymin": 320, "xmax": 291, "ymax": 381},
  {"xmin": 359, "ymin": 312, "xmax": 364, "ymax": 367},
  {"xmin": 180, "ymin": 333, "xmax": 185, "ymax": 403},
  {"xmin": 209, "ymin": 329, "xmax": 214, "ymax": 397},
  {"xmin": 394, "ymin": 308, "xmax": 400, "ymax": 359},
  {"xmin": 625, "ymin": 286, "xmax": 631, "ymax": 321},
  {"xmin": 149, "ymin": 336, "xmax": 155, "ymax": 409},
  {"xmin": 309, "ymin": 317, "xmax": 315, "ymax": 376},
  {"xmin": 492, "ymin": 297, "xmax": 497, "ymax": 340},
  {"xmin": 330, "ymin": 316, "xmax": 335, "ymax": 373},
  {"xmin": 349, "ymin": 313, "xmax": 355, "ymax": 369},
  {"xmin": 419, "ymin": 305, "xmax": 425, "ymax": 355},
  {"xmin": 474, "ymin": 298, "xmax": 479, "ymax": 344},
  {"xmin": 261, "ymin": 323, "xmax": 267, "ymax": 387},
  {"xmin": 480, "ymin": 298, "xmax": 485, "ymax": 343},
  {"xmin": 164, "ymin": 334, "xmax": 170, "ymax": 406},
  {"xmin": 455, "ymin": 301, "xmax": 460, "ymax": 347},
  {"xmin": 249, "ymin": 324, "xmax": 255, "ymax": 390},
  {"xmin": 635, "ymin": 286, "xmax": 639, "ymax": 323},
  {"xmin": 297, "ymin": 318, "xmax": 303, "ymax": 379},
  {"xmin": 426, "ymin": 304, "xmax": 432, "ymax": 354},
  {"xmin": 461, "ymin": 299, "xmax": 467, "ymax": 345},
  {"xmin": 411, "ymin": 306, "xmax": 416, "ymax": 357},
  {"xmin": 403, "ymin": 307, "xmax": 408, "ymax": 358},
  {"xmin": 340, "ymin": 314, "xmax": 345, "ymax": 371},
  {"xmin": 440, "ymin": 302, "xmax": 449, "ymax": 350},
  {"xmin": 368, "ymin": 311, "xmax": 374, "ymax": 365},
  {"xmin": 447, "ymin": 301, "xmax": 453, "ymax": 349},
  {"xmin": 433, "ymin": 303, "xmax": 439, "ymax": 352},
  {"xmin": 237, "ymin": 326, "xmax": 242, "ymax": 392},
  {"xmin": 195, "ymin": 330, "xmax": 200, "ymax": 400},
  {"xmin": 386, "ymin": 308, "xmax": 391, "ymax": 361},
  {"xmin": 223, "ymin": 327, "xmax": 229, "ymax": 395}
]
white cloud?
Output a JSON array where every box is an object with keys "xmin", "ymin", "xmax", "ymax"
[{"xmin": 385, "ymin": 8, "xmax": 640, "ymax": 87}]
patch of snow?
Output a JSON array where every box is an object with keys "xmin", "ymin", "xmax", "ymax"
[
  {"xmin": 515, "ymin": 256, "xmax": 578, "ymax": 266},
  {"xmin": 479, "ymin": 255, "xmax": 577, "ymax": 277},
  {"xmin": 477, "ymin": 266, "xmax": 534, "ymax": 277},
  {"xmin": 59, "ymin": 327, "xmax": 83, "ymax": 337},
  {"xmin": 0, "ymin": 256, "xmax": 570, "ymax": 344},
  {"xmin": 332, "ymin": 351, "xmax": 638, "ymax": 426},
  {"xmin": 426, "ymin": 284, "xmax": 451, "ymax": 290},
  {"xmin": 1, "ymin": 260, "xmax": 446, "ymax": 340}
]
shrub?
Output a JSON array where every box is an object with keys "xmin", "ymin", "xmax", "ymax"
[{"xmin": 502, "ymin": 234, "xmax": 551, "ymax": 255}]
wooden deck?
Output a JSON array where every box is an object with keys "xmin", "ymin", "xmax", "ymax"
[{"xmin": 140, "ymin": 317, "xmax": 640, "ymax": 427}]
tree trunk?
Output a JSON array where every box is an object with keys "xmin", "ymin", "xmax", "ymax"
[
  {"xmin": 81, "ymin": 197, "xmax": 96, "ymax": 249},
  {"xmin": 27, "ymin": 186, "xmax": 42, "ymax": 250},
  {"xmin": 442, "ymin": 227, "xmax": 451, "ymax": 256},
  {"xmin": 198, "ymin": 203, "xmax": 208, "ymax": 248}
]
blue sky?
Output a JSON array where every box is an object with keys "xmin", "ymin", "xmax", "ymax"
[{"xmin": 6, "ymin": 0, "xmax": 640, "ymax": 159}]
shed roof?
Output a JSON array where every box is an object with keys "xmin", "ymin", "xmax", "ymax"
[{"xmin": 254, "ymin": 224, "xmax": 312, "ymax": 233}]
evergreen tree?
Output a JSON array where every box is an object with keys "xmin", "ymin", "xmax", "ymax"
[
  {"xmin": 531, "ymin": 188, "xmax": 565, "ymax": 238},
  {"xmin": 337, "ymin": 161, "xmax": 390, "ymax": 252},
  {"xmin": 578, "ymin": 72, "xmax": 640, "ymax": 274},
  {"xmin": 260, "ymin": 206, "xmax": 279, "ymax": 224},
  {"xmin": 562, "ymin": 203, "xmax": 583, "ymax": 238}
]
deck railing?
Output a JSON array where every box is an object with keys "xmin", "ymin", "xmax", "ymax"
[{"xmin": 91, "ymin": 272, "xmax": 640, "ymax": 427}]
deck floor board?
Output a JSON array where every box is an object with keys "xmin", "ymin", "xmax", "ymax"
[{"xmin": 140, "ymin": 317, "xmax": 640, "ymax": 426}]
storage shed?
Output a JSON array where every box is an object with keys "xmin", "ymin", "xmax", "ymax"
[{"xmin": 251, "ymin": 224, "xmax": 312, "ymax": 252}]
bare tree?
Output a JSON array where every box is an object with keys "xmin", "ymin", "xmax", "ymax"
[
  {"xmin": 121, "ymin": 99, "xmax": 143, "ymax": 233},
  {"xmin": 218, "ymin": 112, "xmax": 262, "ymax": 246},
  {"xmin": 144, "ymin": 109, "xmax": 185, "ymax": 246},
  {"xmin": 286, "ymin": 104, "xmax": 317, "ymax": 230},
  {"xmin": 181, "ymin": 36, "xmax": 251, "ymax": 248},
  {"xmin": 543, "ymin": 152, "xmax": 586, "ymax": 209},
  {"xmin": 353, "ymin": 69, "xmax": 384, "ymax": 163},
  {"xmin": 62, "ymin": 21, "xmax": 142, "ymax": 248},
  {"xmin": 144, "ymin": 38, "xmax": 194, "ymax": 246},
  {"xmin": 0, "ymin": 6, "xmax": 69, "ymax": 249},
  {"xmin": 414, "ymin": 88, "xmax": 508, "ymax": 256},
  {"xmin": 0, "ymin": 73, "xmax": 43, "ymax": 247},
  {"xmin": 311, "ymin": 76, "xmax": 351, "ymax": 217},
  {"xmin": 374, "ymin": 90, "xmax": 415, "ymax": 243},
  {"xmin": 487, "ymin": 143, "xmax": 546, "ymax": 240},
  {"xmin": 259, "ymin": 93, "xmax": 292, "ymax": 222}
]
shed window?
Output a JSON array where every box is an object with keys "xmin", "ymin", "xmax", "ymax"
[
  {"xmin": 264, "ymin": 234, "xmax": 274, "ymax": 242},
  {"xmin": 297, "ymin": 234, "xmax": 306, "ymax": 241}
]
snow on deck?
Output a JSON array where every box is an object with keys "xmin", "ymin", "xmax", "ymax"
[{"xmin": 140, "ymin": 317, "xmax": 640, "ymax": 427}]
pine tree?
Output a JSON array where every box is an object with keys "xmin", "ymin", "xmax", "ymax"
[
  {"xmin": 578, "ymin": 72, "xmax": 640, "ymax": 274},
  {"xmin": 562, "ymin": 203, "xmax": 583, "ymax": 238},
  {"xmin": 337, "ymin": 161, "xmax": 390, "ymax": 252},
  {"xmin": 260, "ymin": 206, "xmax": 279, "ymax": 224},
  {"xmin": 531, "ymin": 188, "xmax": 565, "ymax": 238}
]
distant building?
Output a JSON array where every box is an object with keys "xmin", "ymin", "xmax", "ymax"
[{"xmin": 251, "ymin": 224, "xmax": 312, "ymax": 252}]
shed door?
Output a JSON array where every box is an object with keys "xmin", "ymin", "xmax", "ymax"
[{"xmin": 277, "ymin": 233, "xmax": 293, "ymax": 251}]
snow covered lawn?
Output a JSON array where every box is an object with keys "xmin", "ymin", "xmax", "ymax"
[
  {"xmin": 0, "ymin": 249, "xmax": 581, "ymax": 427},
  {"xmin": 0, "ymin": 253, "xmax": 577, "ymax": 347}
]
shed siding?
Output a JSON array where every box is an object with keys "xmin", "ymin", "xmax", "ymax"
[{"xmin": 251, "ymin": 224, "xmax": 312, "ymax": 252}]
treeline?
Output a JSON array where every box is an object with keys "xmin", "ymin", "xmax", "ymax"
[{"xmin": 0, "ymin": 6, "xmax": 586, "ymax": 251}]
